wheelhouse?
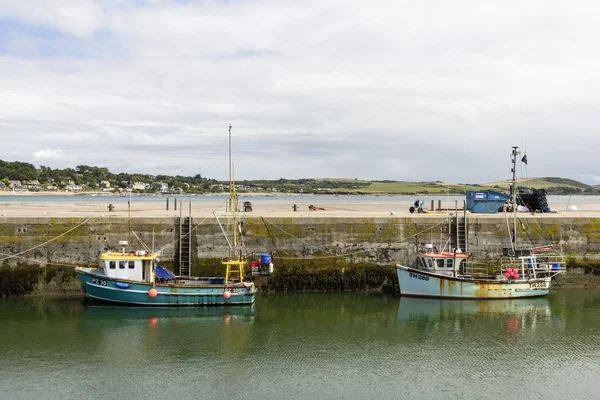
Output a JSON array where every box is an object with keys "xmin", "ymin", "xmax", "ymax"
[
  {"xmin": 100, "ymin": 251, "xmax": 157, "ymax": 283},
  {"xmin": 415, "ymin": 244, "xmax": 469, "ymax": 277}
]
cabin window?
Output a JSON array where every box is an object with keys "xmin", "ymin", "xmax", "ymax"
[
  {"xmin": 425, "ymin": 258, "xmax": 434, "ymax": 269},
  {"xmin": 417, "ymin": 257, "xmax": 424, "ymax": 268},
  {"xmin": 447, "ymin": 259, "xmax": 454, "ymax": 269},
  {"xmin": 109, "ymin": 261, "xmax": 116, "ymax": 269},
  {"xmin": 128, "ymin": 261, "xmax": 135, "ymax": 269},
  {"xmin": 435, "ymin": 259, "xmax": 445, "ymax": 269},
  {"xmin": 119, "ymin": 261, "xmax": 126, "ymax": 269}
]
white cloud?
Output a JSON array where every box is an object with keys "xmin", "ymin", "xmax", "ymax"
[
  {"xmin": 33, "ymin": 149, "xmax": 64, "ymax": 160},
  {"xmin": 0, "ymin": 1, "xmax": 599, "ymax": 184}
]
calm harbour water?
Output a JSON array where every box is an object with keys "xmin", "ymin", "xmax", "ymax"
[{"xmin": 1, "ymin": 290, "xmax": 600, "ymax": 400}]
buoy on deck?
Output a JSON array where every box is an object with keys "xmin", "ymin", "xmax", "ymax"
[
  {"xmin": 223, "ymin": 291, "xmax": 231, "ymax": 299},
  {"xmin": 148, "ymin": 288, "xmax": 158, "ymax": 298}
]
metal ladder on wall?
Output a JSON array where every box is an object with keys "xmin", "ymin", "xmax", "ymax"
[
  {"xmin": 178, "ymin": 202, "xmax": 192, "ymax": 277},
  {"xmin": 452, "ymin": 200, "xmax": 468, "ymax": 252}
]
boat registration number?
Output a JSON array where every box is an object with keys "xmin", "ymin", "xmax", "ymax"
[
  {"xmin": 529, "ymin": 281, "xmax": 547, "ymax": 288},
  {"xmin": 409, "ymin": 272, "xmax": 429, "ymax": 281},
  {"xmin": 92, "ymin": 278, "xmax": 107, "ymax": 286}
]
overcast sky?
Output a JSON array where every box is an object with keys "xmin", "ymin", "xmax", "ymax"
[{"xmin": 0, "ymin": 1, "xmax": 599, "ymax": 184}]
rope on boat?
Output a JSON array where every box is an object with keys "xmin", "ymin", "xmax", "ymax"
[
  {"xmin": 156, "ymin": 200, "xmax": 228, "ymax": 254},
  {"xmin": 260, "ymin": 217, "xmax": 287, "ymax": 269},
  {"xmin": 260, "ymin": 217, "xmax": 338, "ymax": 256},
  {"xmin": 130, "ymin": 230, "xmax": 152, "ymax": 253},
  {"xmin": 0, "ymin": 252, "xmax": 77, "ymax": 268},
  {"xmin": 0, "ymin": 216, "xmax": 92, "ymax": 263},
  {"xmin": 261, "ymin": 217, "xmax": 448, "ymax": 260}
]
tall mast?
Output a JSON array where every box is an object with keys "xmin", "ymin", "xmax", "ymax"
[
  {"xmin": 228, "ymin": 123, "xmax": 232, "ymax": 212},
  {"xmin": 510, "ymin": 146, "xmax": 519, "ymax": 252},
  {"xmin": 232, "ymin": 164, "xmax": 239, "ymax": 259}
]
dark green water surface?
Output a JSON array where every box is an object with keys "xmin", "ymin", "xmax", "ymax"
[{"xmin": 1, "ymin": 290, "xmax": 600, "ymax": 400}]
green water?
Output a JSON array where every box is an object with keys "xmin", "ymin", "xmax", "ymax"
[{"xmin": 1, "ymin": 291, "xmax": 600, "ymax": 400}]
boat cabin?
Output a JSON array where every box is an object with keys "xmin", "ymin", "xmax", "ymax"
[
  {"xmin": 415, "ymin": 244, "xmax": 469, "ymax": 277},
  {"xmin": 100, "ymin": 245, "xmax": 157, "ymax": 283}
]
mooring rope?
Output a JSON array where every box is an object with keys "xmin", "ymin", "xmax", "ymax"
[
  {"xmin": 0, "ymin": 251, "xmax": 78, "ymax": 268},
  {"xmin": 0, "ymin": 216, "xmax": 92, "ymax": 263},
  {"xmin": 260, "ymin": 217, "xmax": 448, "ymax": 260},
  {"xmin": 156, "ymin": 200, "xmax": 227, "ymax": 254}
]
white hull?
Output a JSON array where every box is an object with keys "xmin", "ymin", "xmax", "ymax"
[{"xmin": 396, "ymin": 265, "xmax": 550, "ymax": 299}]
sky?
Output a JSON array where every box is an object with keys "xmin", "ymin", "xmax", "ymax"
[{"xmin": 1, "ymin": 0, "xmax": 599, "ymax": 184}]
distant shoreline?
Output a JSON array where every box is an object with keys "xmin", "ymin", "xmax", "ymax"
[{"xmin": 1, "ymin": 191, "xmax": 599, "ymax": 198}]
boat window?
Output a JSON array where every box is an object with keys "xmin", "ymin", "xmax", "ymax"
[
  {"xmin": 435, "ymin": 259, "xmax": 445, "ymax": 269},
  {"xmin": 119, "ymin": 261, "xmax": 126, "ymax": 269},
  {"xmin": 128, "ymin": 261, "xmax": 135, "ymax": 269},
  {"xmin": 425, "ymin": 258, "xmax": 434, "ymax": 269},
  {"xmin": 109, "ymin": 261, "xmax": 116, "ymax": 269},
  {"xmin": 447, "ymin": 259, "xmax": 454, "ymax": 269},
  {"xmin": 417, "ymin": 257, "xmax": 424, "ymax": 268}
]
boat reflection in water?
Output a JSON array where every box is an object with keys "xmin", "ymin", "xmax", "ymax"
[
  {"xmin": 81, "ymin": 304, "xmax": 256, "ymax": 329},
  {"xmin": 396, "ymin": 296, "xmax": 551, "ymax": 332},
  {"xmin": 79, "ymin": 305, "xmax": 257, "ymax": 361}
]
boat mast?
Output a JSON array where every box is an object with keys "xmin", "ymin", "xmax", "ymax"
[
  {"xmin": 231, "ymin": 164, "xmax": 240, "ymax": 259},
  {"xmin": 228, "ymin": 123, "xmax": 232, "ymax": 213},
  {"xmin": 228, "ymin": 123, "xmax": 240, "ymax": 260},
  {"xmin": 510, "ymin": 146, "xmax": 519, "ymax": 252}
]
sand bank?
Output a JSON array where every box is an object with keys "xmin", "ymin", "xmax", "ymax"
[{"xmin": 0, "ymin": 197, "xmax": 599, "ymax": 218}]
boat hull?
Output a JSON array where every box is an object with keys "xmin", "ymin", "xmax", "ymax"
[
  {"xmin": 396, "ymin": 265, "xmax": 550, "ymax": 299},
  {"xmin": 76, "ymin": 269, "xmax": 255, "ymax": 306}
]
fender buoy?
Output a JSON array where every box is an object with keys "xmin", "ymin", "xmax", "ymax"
[
  {"xmin": 148, "ymin": 288, "xmax": 158, "ymax": 298},
  {"xmin": 223, "ymin": 291, "xmax": 231, "ymax": 299}
]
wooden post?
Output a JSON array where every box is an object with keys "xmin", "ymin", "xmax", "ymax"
[
  {"xmin": 438, "ymin": 200, "xmax": 441, "ymax": 211},
  {"xmin": 166, "ymin": 197, "xmax": 169, "ymax": 211},
  {"xmin": 174, "ymin": 198, "xmax": 177, "ymax": 211},
  {"xmin": 431, "ymin": 200, "xmax": 434, "ymax": 212}
]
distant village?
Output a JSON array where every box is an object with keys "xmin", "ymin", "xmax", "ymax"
[
  {"xmin": 0, "ymin": 160, "xmax": 364, "ymax": 195},
  {"xmin": 0, "ymin": 178, "xmax": 222, "ymax": 194}
]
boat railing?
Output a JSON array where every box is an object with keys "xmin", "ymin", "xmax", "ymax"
[
  {"xmin": 500, "ymin": 255, "xmax": 566, "ymax": 278},
  {"xmin": 461, "ymin": 264, "xmax": 501, "ymax": 280},
  {"xmin": 463, "ymin": 255, "xmax": 566, "ymax": 280}
]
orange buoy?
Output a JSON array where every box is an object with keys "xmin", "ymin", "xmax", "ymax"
[
  {"xmin": 223, "ymin": 291, "xmax": 231, "ymax": 299},
  {"xmin": 148, "ymin": 288, "xmax": 158, "ymax": 298}
]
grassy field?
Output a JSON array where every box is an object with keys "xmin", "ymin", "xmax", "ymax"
[
  {"xmin": 480, "ymin": 177, "xmax": 589, "ymax": 191},
  {"xmin": 339, "ymin": 181, "xmax": 490, "ymax": 194},
  {"xmin": 327, "ymin": 177, "xmax": 592, "ymax": 195}
]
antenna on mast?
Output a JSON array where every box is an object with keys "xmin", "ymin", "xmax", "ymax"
[
  {"xmin": 510, "ymin": 146, "xmax": 519, "ymax": 252},
  {"xmin": 228, "ymin": 123, "xmax": 232, "ymax": 212}
]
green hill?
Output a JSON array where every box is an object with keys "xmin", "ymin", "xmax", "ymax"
[{"xmin": 331, "ymin": 177, "xmax": 595, "ymax": 195}]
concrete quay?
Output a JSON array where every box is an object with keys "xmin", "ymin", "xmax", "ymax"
[{"xmin": 0, "ymin": 199, "xmax": 598, "ymax": 269}]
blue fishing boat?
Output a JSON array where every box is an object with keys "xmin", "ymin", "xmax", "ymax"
[{"xmin": 75, "ymin": 246, "xmax": 256, "ymax": 306}]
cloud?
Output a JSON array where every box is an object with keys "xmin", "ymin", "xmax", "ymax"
[
  {"xmin": 33, "ymin": 149, "xmax": 64, "ymax": 161},
  {"xmin": 0, "ymin": 1, "xmax": 599, "ymax": 184}
]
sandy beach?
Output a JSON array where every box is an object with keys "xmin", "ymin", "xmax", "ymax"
[{"xmin": 0, "ymin": 196, "xmax": 599, "ymax": 218}]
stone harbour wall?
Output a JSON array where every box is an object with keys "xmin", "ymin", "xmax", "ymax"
[{"xmin": 0, "ymin": 215, "xmax": 599, "ymax": 270}]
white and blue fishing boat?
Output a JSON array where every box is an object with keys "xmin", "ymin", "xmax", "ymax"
[
  {"xmin": 396, "ymin": 146, "xmax": 564, "ymax": 299},
  {"xmin": 75, "ymin": 245, "xmax": 256, "ymax": 306},
  {"xmin": 395, "ymin": 245, "xmax": 563, "ymax": 299}
]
